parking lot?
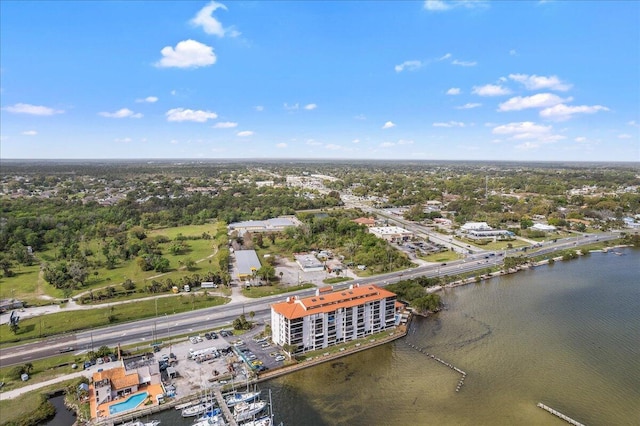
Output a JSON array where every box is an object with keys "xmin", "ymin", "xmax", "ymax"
[{"xmin": 156, "ymin": 324, "xmax": 288, "ymax": 399}]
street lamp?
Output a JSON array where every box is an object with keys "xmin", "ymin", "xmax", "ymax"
[{"xmin": 165, "ymin": 313, "xmax": 171, "ymax": 354}]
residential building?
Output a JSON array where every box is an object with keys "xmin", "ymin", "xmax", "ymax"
[
  {"xmin": 270, "ymin": 284, "xmax": 398, "ymax": 354},
  {"xmin": 352, "ymin": 217, "xmax": 376, "ymax": 227}
]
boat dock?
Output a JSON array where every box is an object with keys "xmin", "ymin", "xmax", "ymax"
[
  {"xmin": 404, "ymin": 341, "xmax": 467, "ymax": 392},
  {"xmin": 537, "ymin": 403, "xmax": 585, "ymax": 426},
  {"xmin": 213, "ymin": 388, "xmax": 237, "ymax": 426}
]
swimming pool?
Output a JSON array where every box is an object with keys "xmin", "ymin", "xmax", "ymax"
[{"xmin": 109, "ymin": 392, "xmax": 148, "ymax": 415}]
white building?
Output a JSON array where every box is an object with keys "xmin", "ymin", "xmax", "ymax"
[
  {"xmin": 270, "ymin": 284, "xmax": 398, "ymax": 354},
  {"xmin": 368, "ymin": 226, "xmax": 413, "ymax": 242},
  {"xmin": 531, "ymin": 223, "xmax": 557, "ymax": 232},
  {"xmin": 461, "ymin": 222, "xmax": 492, "ymax": 231}
]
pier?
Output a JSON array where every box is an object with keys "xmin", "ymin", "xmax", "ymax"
[
  {"xmin": 213, "ymin": 388, "xmax": 238, "ymax": 426},
  {"xmin": 404, "ymin": 341, "xmax": 467, "ymax": 392},
  {"xmin": 537, "ymin": 403, "xmax": 585, "ymax": 426}
]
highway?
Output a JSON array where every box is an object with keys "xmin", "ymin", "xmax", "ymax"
[{"xmin": 0, "ymin": 232, "xmax": 620, "ymax": 367}]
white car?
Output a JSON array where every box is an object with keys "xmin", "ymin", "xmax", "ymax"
[{"xmin": 275, "ymin": 355, "xmax": 286, "ymax": 362}]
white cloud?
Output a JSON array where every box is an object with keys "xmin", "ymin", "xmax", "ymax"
[
  {"xmin": 276, "ymin": 142, "xmax": 287, "ymax": 148},
  {"xmin": 191, "ymin": 1, "xmax": 234, "ymax": 37},
  {"xmin": 381, "ymin": 139, "xmax": 414, "ymax": 147},
  {"xmin": 509, "ymin": 73, "xmax": 572, "ymax": 91},
  {"xmin": 99, "ymin": 108, "xmax": 143, "ymax": 119},
  {"xmin": 627, "ymin": 120, "xmax": 639, "ymax": 127},
  {"xmin": 354, "ymin": 114, "xmax": 366, "ymax": 120},
  {"xmin": 170, "ymin": 139, "xmax": 179, "ymax": 144},
  {"xmin": 446, "ymin": 88, "xmax": 461, "ymax": 95},
  {"xmin": 618, "ymin": 134, "xmax": 632, "ymax": 139},
  {"xmin": 472, "ymin": 84, "xmax": 511, "ymax": 96},
  {"xmin": 155, "ymin": 39, "xmax": 216, "ymax": 69},
  {"xmin": 304, "ymin": 103, "xmax": 317, "ymax": 110},
  {"xmin": 395, "ymin": 60, "xmax": 423, "ymax": 72},
  {"xmin": 166, "ymin": 108, "xmax": 217, "ymax": 122},
  {"xmin": 425, "ymin": 1, "xmax": 488, "ymax": 11},
  {"xmin": 136, "ymin": 96, "xmax": 158, "ymax": 103},
  {"xmin": 438, "ymin": 53, "xmax": 452, "ymax": 61},
  {"xmin": 574, "ymin": 137, "xmax": 587, "ymax": 143},
  {"xmin": 509, "ymin": 49, "xmax": 517, "ymax": 56},
  {"xmin": 539, "ymin": 104, "xmax": 609, "ymax": 121},
  {"xmin": 493, "ymin": 121, "xmax": 566, "ymax": 150},
  {"xmin": 325, "ymin": 144, "xmax": 343, "ymax": 150},
  {"xmin": 171, "ymin": 90, "xmax": 177, "ymax": 96},
  {"xmin": 237, "ymin": 130, "xmax": 254, "ymax": 137},
  {"xmin": 452, "ymin": 59, "xmax": 477, "ymax": 67},
  {"xmin": 213, "ymin": 121, "xmax": 238, "ymax": 128},
  {"xmin": 424, "ymin": 0, "xmax": 451, "ymax": 11},
  {"xmin": 433, "ymin": 121, "xmax": 465, "ymax": 127},
  {"xmin": 456, "ymin": 102, "xmax": 482, "ymax": 109},
  {"xmin": 352, "ymin": 139, "xmax": 360, "ymax": 144},
  {"xmin": 4, "ymin": 103, "xmax": 64, "ymax": 116},
  {"xmin": 284, "ymin": 103, "xmax": 299, "ymax": 111},
  {"xmin": 382, "ymin": 121, "xmax": 396, "ymax": 129},
  {"xmin": 114, "ymin": 137, "xmax": 132, "ymax": 143},
  {"xmin": 498, "ymin": 93, "xmax": 570, "ymax": 111},
  {"xmin": 254, "ymin": 106, "xmax": 264, "ymax": 112},
  {"xmin": 492, "ymin": 121, "xmax": 551, "ymax": 138},
  {"xmin": 306, "ymin": 139, "xmax": 322, "ymax": 146},
  {"xmin": 22, "ymin": 130, "xmax": 38, "ymax": 136}
]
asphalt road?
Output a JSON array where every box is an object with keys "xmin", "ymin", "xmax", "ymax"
[{"xmin": 0, "ymin": 232, "xmax": 620, "ymax": 368}]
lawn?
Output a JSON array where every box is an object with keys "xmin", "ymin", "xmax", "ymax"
[
  {"xmin": 421, "ymin": 250, "xmax": 461, "ymax": 263},
  {"xmin": 0, "ymin": 293, "xmax": 229, "ymax": 346},
  {"xmin": 0, "ymin": 222, "xmax": 225, "ymax": 302},
  {"xmin": 241, "ymin": 283, "xmax": 315, "ymax": 298}
]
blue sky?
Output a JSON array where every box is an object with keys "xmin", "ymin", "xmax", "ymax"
[{"xmin": 1, "ymin": 0, "xmax": 639, "ymax": 161}]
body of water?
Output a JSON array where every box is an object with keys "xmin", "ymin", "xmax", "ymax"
[{"xmin": 151, "ymin": 249, "xmax": 640, "ymax": 425}]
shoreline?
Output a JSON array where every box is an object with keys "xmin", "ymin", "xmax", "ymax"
[{"xmin": 4, "ymin": 244, "xmax": 632, "ymax": 425}]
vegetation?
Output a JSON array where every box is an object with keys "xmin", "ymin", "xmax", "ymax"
[
  {"xmin": 0, "ymin": 293, "xmax": 228, "ymax": 346},
  {"xmin": 386, "ymin": 278, "xmax": 442, "ymax": 315}
]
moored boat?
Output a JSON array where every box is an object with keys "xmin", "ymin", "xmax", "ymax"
[
  {"xmin": 182, "ymin": 401, "xmax": 215, "ymax": 417},
  {"xmin": 121, "ymin": 421, "xmax": 161, "ymax": 426},
  {"xmin": 234, "ymin": 400, "xmax": 267, "ymax": 422},
  {"xmin": 225, "ymin": 390, "xmax": 261, "ymax": 407},
  {"xmin": 239, "ymin": 415, "xmax": 272, "ymax": 426}
]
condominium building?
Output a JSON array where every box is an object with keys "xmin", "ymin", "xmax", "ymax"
[{"xmin": 270, "ymin": 284, "xmax": 397, "ymax": 354}]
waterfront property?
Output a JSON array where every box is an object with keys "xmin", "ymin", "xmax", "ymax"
[
  {"xmin": 89, "ymin": 354, "xmax": 164, "ymax": 420},
  {"xmin": 270, "ymin": 284, "xmax": 398, "ymax": 354}
]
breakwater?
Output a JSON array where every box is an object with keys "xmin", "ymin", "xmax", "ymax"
[
  {"xmin": 404, "ymin": 341, "xmax": 467, "ymax": 392},
  {"xmin": 537, "ymin": 403, "xmax": 585, "ymax": 426}
]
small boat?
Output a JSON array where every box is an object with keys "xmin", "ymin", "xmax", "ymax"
[
  {"xmin": 195, "ymin": 408, "xmax": 222, "ymax": 422},
  {"xmin": 193, "ymin": 415, "xmax": 226, "ymax": 426},
  {"xmin": 225, "ymin": 390, "xmax": 261, "ymax": 407},
  {"xmin": 234, "ymin": 400, "xmax": 267, "ymax": 422},
  {"xmin": 182, "ymin": 401, "xmax": 215, "ymax": 417},
  {"xmin": 121, "ymin": 421, "xmax": 161, "ymax": 426},
  {"xmin": 239, "ymin": 415, "xmax": 272, "ymax": 426}
]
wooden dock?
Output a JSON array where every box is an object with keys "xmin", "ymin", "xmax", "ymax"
[
  {"xmin": 213, "ymin": 388, "xmax": 237, "ymax": 426},
  {"xmin": 537, "ymin": 403, "xmax": 585, "ymax": 426}
]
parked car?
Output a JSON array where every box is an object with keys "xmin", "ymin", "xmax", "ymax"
[
  {"xmin": 204, "ymin": 333, "xmax": 212, "ymax": 340},
  {"xmin": 275, "ymin": 355, "xmax": 286, "ymax": 362}
]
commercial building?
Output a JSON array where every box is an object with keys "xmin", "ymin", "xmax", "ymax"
[
  {"xmin": 234, "ymin": 249, "xmax": 262, "ymax": 280},
  {"xmin": 531, "ymin": 223, "xmax": 557, "ymax": 232},
  {"xmin": 270, "ymin": 284, "xmax": 398, "ymax": 354},
  {"xmin": 294, "ymin": 253, "xmax": 325, "ymax": 272},
  {"xmin": 368, "ymin": 226, "xmax": 413, "ymax": 243},
  {"xmin": 228, "ymin": 216, "xmax": 300, "ymax": 236}
]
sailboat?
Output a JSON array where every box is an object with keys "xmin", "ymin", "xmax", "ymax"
[{"xmin": 233, "ymin": 400, "xmax": 267, "ymax": 422}]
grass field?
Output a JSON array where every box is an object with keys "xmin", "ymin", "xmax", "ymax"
[
  {"xmin": 241, "ymin": 283, "xmax": 315, "ymax": 298},
  {"xmin": 0, "ymin": 222, "xmax": 224, "ymax": 303},
  {"xmin": 0, "ymin": 293, "xmax": 229, "ymax": 346}
]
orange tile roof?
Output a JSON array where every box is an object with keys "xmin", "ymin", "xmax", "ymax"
[
  {"xmin": 271, "ymin": 284, "xmax": 396, "ymax": 320},
  {"xmin": 92, "ymin": 366, "xmax": 125, "ymax": 383},
  {"xmin": 112, "ymin": 373, "xmax": 140, "ymax": 390}
]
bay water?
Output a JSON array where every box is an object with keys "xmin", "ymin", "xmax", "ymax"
[{"xmin": 155, "ymin": 249, "xmax": 640, "ymax": 426}]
